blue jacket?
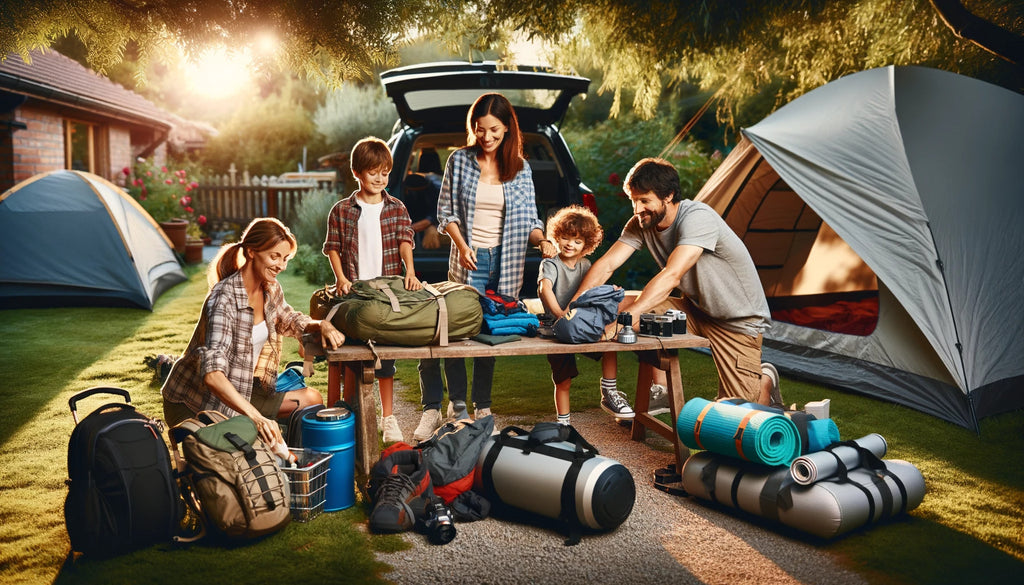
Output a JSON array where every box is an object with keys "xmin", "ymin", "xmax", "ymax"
[{"xmin": 552, "ymin": 285, "xmax": 625, "ymax": 344}]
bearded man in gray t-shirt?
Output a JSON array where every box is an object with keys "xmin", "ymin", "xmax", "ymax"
[{"xmin": 573, "ymin": 157, "xmax": 783, "ymax": 406}]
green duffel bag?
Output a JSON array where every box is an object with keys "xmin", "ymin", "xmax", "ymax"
[{"xmin": 315, "ymin": 276, "xmax": 483, "ymax": 347}]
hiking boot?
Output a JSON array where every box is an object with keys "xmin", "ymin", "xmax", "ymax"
[
  {"xmin": 473, "ymin": 407, "xmax": 492, "ymax": 420},
  {"xmin": 381, "ymin": 414, "xmax": 404, "ymax": 444},
  {"xmin": 412, "ymin": 408, "xmax": 443, "ymax": 443},
  {"xmin": 648, "ymin": 384, "xmax": 670, "ymax": 416},
  {"xmin": 601, "ymin": 388, "xmax": 634, "ymax": 419},
  {"xmin": 447, "ymin": 400, "xmax": 469, "ymax": 421},
  {"xmin": 368, "ymin": 450, "xmax": 433, "ymax": 533},
  {"xmin": 762, "ymin": 362, "xmax": 784, "ymax": 409}
]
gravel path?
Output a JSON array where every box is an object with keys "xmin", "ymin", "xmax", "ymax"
[{"xmin": 377, "ymin": 396, "xmax": 868, "ymax": 585}]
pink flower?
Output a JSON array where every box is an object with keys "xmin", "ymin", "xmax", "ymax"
[
  {"xmin": 190, "ymin": 181, "xmax": 199, "ymax": 189},
  {"xmin": 179, "ymin": 196, "xmax": 192, "ymax": 207},
  {"xmin": 184, "ymin": 186, "xmax": 192, "ymax": 192},
  {"xmin": 164, "ymin": 179, "xmax": 172, "ymax": 185},
  {"xmin": 161, "ymin": 166, "xmax": 168, "ymax": 173},
  {"xmin": 198, "ymin": 215, "xmax": 207, "ymax": 225},
  {"xmin": 146, "ymin": 171, "xmax": 152, "ymax": 177},
  {"xmin": 609, "ymin": 172, "xmax": 620, "ymax": 185},
  {"xmin": 185, "ymin": 206, "xmax": 194, "ymax": 214},
  {"xmin": 122, "ymin": 166, "xmax": 130, "ymax": 176},
  {"xmin": 179, "ymin": 178, "xmax": 186, "ymax": 184}
]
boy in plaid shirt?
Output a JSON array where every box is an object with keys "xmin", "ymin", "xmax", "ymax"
[{"xmin": 323, "ymin": 137, "xmax": 420, "ymax": 443}]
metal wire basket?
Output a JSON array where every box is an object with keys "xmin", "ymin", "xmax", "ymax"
[{"xmin": 282, "ymin": 449, "xmax": 332, "ymax": 522}]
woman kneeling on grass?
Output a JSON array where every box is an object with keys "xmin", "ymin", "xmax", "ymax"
[{"xmin": 161, "ymin": 217, "xmax": 345, "ymax": 447}]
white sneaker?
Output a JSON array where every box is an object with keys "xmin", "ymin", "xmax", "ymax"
[
  {"xmin": 762, "ymin": 362, "xmax": 784, "ymax": 409},
  {"xmin": 412, "ymin": 408, "xmax": 443, "ymax": 443},
  {"xmin": 474, "ymin": 407, "xmax": 492, "ymax": 419},
  {"xmin": 447, "ymin": 400, "xmax": 469, "ymax": 421},
  {"xmin": 381, "ymin": 414, "xmax": 404, "ymax": 444},
  {"xmin": 601, "ymin": 389, "xmax": 634, "ymax": 419},
  {"xmin": 648, "ymin": 384, "xmax": 670, "ymax": 416}
]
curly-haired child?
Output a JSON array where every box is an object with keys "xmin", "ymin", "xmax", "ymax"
[{"xmin": 537, "ymin": 205, "xmax": 611, "ymax": 426}]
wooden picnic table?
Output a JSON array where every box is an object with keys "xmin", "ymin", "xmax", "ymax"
[{"xmin": 324, "ymin": 332, "xmax": 710, "ymax": 476}]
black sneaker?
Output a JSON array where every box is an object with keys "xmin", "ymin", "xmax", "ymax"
[
  {"xmin": 368, "ymin": 450, "xmax": 434, "ymax": 533},
  {"xmin": 601, "ymin": 388, "xmax": 635, "ymax": 419}
]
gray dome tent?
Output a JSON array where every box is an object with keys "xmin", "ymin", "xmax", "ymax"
[
  {"xmin": 694, "ymin": 66, "xmax": 1024, "ymax": 430},
  {"xmin": 0, "ymin": 170, "xmax": 186, "ymax": 310}
]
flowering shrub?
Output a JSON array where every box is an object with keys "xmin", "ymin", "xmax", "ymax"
[{"xmin": 126, "ymin": 160, "xmax": 206, "ymax": 237}]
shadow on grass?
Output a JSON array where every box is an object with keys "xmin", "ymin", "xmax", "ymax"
[
  {"xmin": 51, "ymin": 506, "xmax": 397, "ymax": 585},
  {"xmin": 0, "ymin": 306, "xmax": 153, "ymax": 445}
]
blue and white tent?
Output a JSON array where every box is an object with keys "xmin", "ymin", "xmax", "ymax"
[{"xmin": 0, "ymin": 170, "xmax": 186, "ymax": 310}]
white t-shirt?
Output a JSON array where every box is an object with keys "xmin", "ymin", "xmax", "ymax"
[
  {"xmin": 357, "ymin": 200, "xmax": 384, "ymax": 279},
  {"xmin": 471, "ymin": 182, "xmax": 505, "ymax": 248},
  {"xmin": 251, "ymin": 320, "xmax": 268, "ymax": 367}
]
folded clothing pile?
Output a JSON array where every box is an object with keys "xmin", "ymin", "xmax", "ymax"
[{"xmin": 479, "ymin": 290, "xmax": 538, "ymax": 336}]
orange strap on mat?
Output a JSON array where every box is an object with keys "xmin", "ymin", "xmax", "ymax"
[
  {"xmin": 692, "ymin": 402, "xmax": 715, "ymax": 450},
  {"xmin": 732, "ymin": 411, "xmax": 759, "ymax": 461}
]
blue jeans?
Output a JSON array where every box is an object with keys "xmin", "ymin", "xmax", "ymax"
[{"xmin": 417, "ymin": 246, "xmax": 500, "ymax": 411}]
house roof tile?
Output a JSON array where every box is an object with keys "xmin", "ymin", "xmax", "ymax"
[{"xmin": 0, "ymin": 49, "xmax": 171, "ymax": 129}]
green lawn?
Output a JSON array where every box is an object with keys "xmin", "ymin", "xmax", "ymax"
[{"xmin": 1, "ymin": 264, "xmax": 1022, "ymax": 584}]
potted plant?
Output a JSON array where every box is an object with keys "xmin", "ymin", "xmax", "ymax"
[{"xmin": 126, "ymin": 160, "xmax": 203, "ymax": 253}]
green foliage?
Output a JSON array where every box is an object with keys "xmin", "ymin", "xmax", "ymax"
[
  {"xmin": 313, "ymin": 83, "xmax": 398, "ymax": 155},
  {"xmin": 287, "ymin": 188, "xmax": 340, "ymax": 286},
  {"xmin": 291, "ymin": 244, "xmax": 335, "ymax": 287},
  {"xmin": 563, "ymin": 114, "xmax": 720, "ymax": 289},
  {"xmin": 199, "ymin": 88, "xmax": 327, "ymax": 177}
]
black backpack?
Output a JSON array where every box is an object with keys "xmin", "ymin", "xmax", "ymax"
[{"xmin": 64, "ymin": 387, "xmax": 184, "ymax": 556}]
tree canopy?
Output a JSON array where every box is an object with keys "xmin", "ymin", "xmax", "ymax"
[{"xmin": 2, "ymin": 0, "xmax": 1020, "ymax": 123}]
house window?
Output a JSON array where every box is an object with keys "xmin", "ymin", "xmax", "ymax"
[{"xmin": 65, "ymin": 120, "xmax": 95, "ymax": 173}]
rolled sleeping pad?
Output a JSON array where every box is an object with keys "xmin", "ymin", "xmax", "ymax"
[
  {"xmin": 475, "ymin": 425, "xmax": 635, "ymax": 531},
  {"xmin": 677, "ymin": 397, "xmax": 802, "ymax": 466},
  {"xmin": 790, "ymin": 433, "xmax": 888, "ymax": 486},
  {"xmin": 720, "ymin": 398, "xmax": 840, "ymax": 454},
  {"xmin": 681, "ymin": 450, "xmax": 925, "ymax": 539}
]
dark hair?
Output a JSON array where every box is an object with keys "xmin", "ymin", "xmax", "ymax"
[
  {"xmin": 547, "ymin": 205, "xmax": 603, "ymax": 256},
  {"xmin": 351, "ymin": 136, "xmax": 393, "ymax": 174},
  {"xmin": 624, "ymin": 157, "xmax": 682, "ymax": 203},
  {"xmin": 466, "ymin": 93, "xmax": 524, "ymax": 182},
  {"xmin": 208, "ymin": 218, "xmax": 297, "ymax": 287}
]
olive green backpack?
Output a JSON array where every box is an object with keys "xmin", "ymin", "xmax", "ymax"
[{"xmin": 311, "ymin": 276, "xmax": 483, "ymax": 348}]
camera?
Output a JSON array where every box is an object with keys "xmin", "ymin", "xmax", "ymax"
[
  {"xmin": 639, "ymin": 313, "xmax": 674, "ymax": 337},
  {"xmin": 422, "ymin": 498, "xmax": 456, "ymax": 545}
]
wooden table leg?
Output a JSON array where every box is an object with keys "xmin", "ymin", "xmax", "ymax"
[
  {"xmin": 354, "ymin": 361, "xmax": 380, "ymax": 476},
  {"xmin": 661, "ymin": 349, "xmax": 690, "ymax": 471},
  {"xmin": 327, "ymin": 360, "xmax": 342, "ymax": 406},
  {"xmin": 628, "ymin": 348, "xmax": 690, "ymax": 472}
]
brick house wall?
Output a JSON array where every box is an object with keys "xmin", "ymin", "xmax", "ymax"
[
  {"xmin": 8, "ymin": 106, "xmax": 64, "ymax": 189},
  {"xmin": 108, "ymin": 126, "xmax": 132, "ymax": 187}
]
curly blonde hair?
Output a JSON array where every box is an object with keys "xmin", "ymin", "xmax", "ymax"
[{"xmin": 546, "ymin": 205, "xmax": 603, "ymax": 256}]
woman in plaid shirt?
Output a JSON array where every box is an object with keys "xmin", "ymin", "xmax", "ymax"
[
  {"xmin": 162, "ymin": 218, "xmax": 345, "ymax": 447},
  {"xmin": 413, "ymin": 93, "xmax": 558, "ymax": 440}
]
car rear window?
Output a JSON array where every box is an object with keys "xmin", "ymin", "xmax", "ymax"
[{"xmin": 402, "ymin": 88, "xmax": 562, "ymax": 114}]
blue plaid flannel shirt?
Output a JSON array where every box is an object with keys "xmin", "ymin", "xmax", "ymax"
[{"xmin": 436, "ymin": 147, "xmax": 543, "ymax": 298}]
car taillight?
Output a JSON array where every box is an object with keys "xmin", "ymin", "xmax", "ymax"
[{"xmin": 582, "ymin": 192, "xmax": 599, "ymax": 216}]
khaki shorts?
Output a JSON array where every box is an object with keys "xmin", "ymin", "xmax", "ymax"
[
  {"xmin": 162, "ymin": 379, "xmax": 285, "ymax": 428},
  {"xmin": 609, "ymin": 294, "xmax": 763, "ymax": 402}
]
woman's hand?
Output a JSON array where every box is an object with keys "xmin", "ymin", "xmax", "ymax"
[
  {"xmin": 539, "ymin": 239, "xmax": 557, "ymax": 258},
  {"xmin": 405, "ymin": 273, "xmax": 423, "ymax": 291},
  {"xmin": 457, "ymin": 245, "xmax": 478, "ymax": 271},
  {"xmin": 319, "ymin": 320, "xmax": 345, "ymax": 350},
  {"xmin": 334, "ymin": 279, "xmax": 352, "ymax": 296}
]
